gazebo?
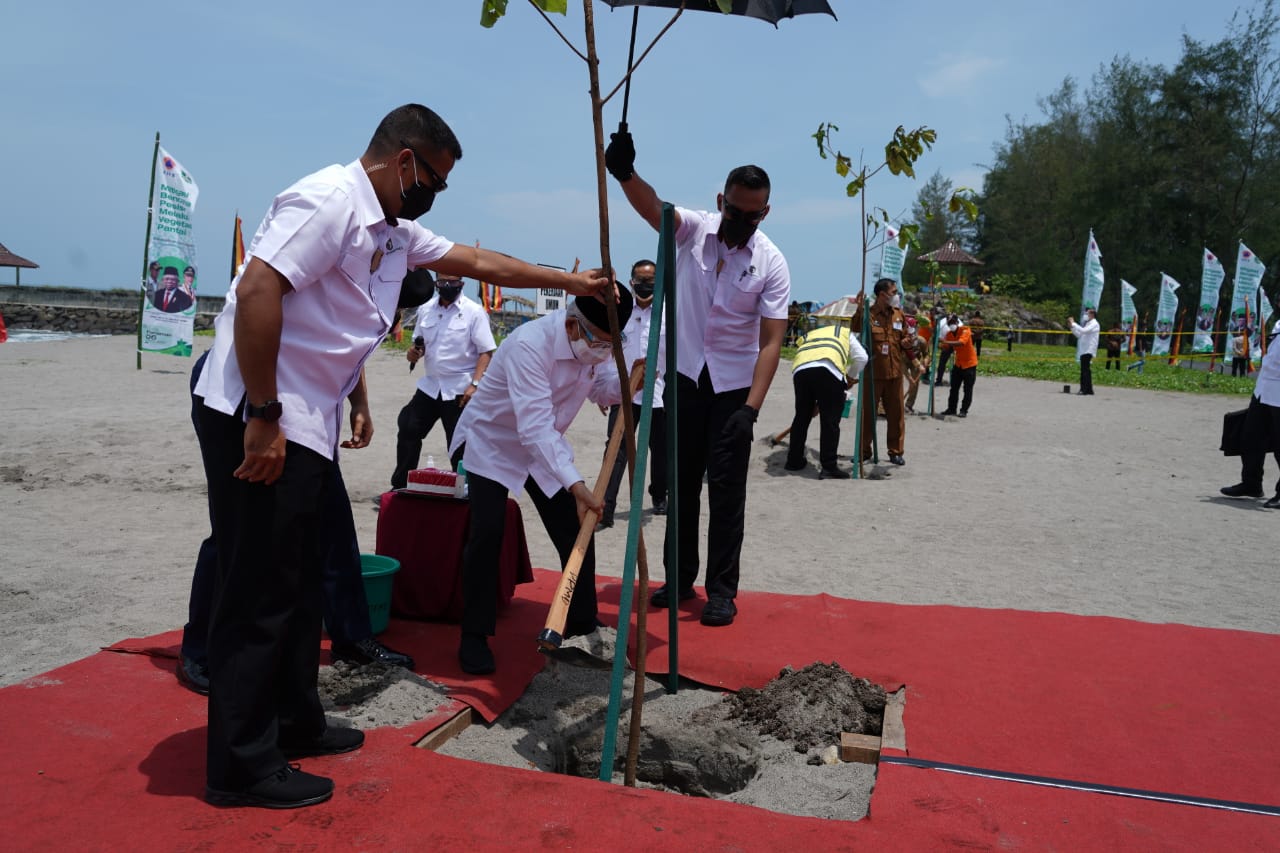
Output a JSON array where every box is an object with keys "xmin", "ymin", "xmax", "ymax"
[
  {"xmin": 916, "ymin": 239, "xmax": 982, "ymax": 291},
  {"xmin": 0, "ymin": 242, "xmax": 39, "ymax": 286}
]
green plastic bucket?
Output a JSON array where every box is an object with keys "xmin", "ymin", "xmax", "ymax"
[
  {"xmin": 360, "ymin": 554, "xmax": 401, "ymax": 635},
  {"xmin": 842, "ymin": 398, "xmax": 853, "ymax": 419}
]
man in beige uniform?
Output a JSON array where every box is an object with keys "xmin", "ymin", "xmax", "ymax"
[{"xmin": 852, "ymin": 278, "xmax": 915, "ymax": 466}]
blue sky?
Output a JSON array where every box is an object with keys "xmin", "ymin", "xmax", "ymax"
[{"xmin": 0, "ymin": 1, "xmax": 1242, "ymax": 305}]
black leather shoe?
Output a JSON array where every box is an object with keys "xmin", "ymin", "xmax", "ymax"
[
  {"xmin": 649, "ymin": 584, "xmax": 696, "ymax": 609},
  {"xmin": 1220, "ymin": 483, "xmax": 1263, "ymax": 499},
  {"xmin": 652, "ymin": 499, "xmax": 668, "ymax": 516},
  {"xmin": 280, "ymin": 726, "xmax": 365, "ymax": 760},
  {"xmin": 889, "ymin": 454, "xmax": 906, "ymax": 466},
  {"xmin": 1265, "ymin": 494, "xmax": 1280, "ymax": 509},
  {"xmin": 700, "ymin": 596, "xmax": 738, "ymax": 627},
  {"xmin": 819, "ymin": 467, "xmax": 851, "ymax": 480},
  {"xmin": 941, "ymin": 409, "xmax": 957, "ymax": 417},
  {"xmin": 206, "ymin": 764, "xmax": 333, "ymax": 809},
  {"xmin": 458, "ymin": 632, "xmax": 496, "ymax": 675},
  {"xmin": 783, "ymin": 460, "xmax": 807, "ymax": 471},
  {"xmin": 595, "ymin": 515, "xmax": 614, "ymax": 531},
  {"xmin": 331, "ymin": 637, "xmax": 414, "ymax": 669},
  {"xmin": 176, "ymin": 656, "xmax": 210, "ymax": 695},
  {"xmin": 958, "ymin": 411, "xmax": 968, "ymax": 418}
]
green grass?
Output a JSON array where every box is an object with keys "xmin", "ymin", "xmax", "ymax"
[{"xmin": 975, "ymin": 343, "xmax": 1255, "ymax": 395}]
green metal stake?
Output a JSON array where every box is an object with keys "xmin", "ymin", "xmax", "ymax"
[{"xmin": 659, "ymin": 205, "xmax": 679, "ymax": 695}]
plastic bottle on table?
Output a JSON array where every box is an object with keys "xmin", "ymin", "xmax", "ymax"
[
  {"xmin": 425, "ymin": 454, "xmax": 435, "ymax": 470},
  {"xmin": 455, "ymin": 459, "xmax": 469, "ymax": 499}
]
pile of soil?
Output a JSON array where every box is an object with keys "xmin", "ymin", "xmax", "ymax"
[{"xmin": 727, "ymin": 662, "xmax": 887, "ymax": 752}]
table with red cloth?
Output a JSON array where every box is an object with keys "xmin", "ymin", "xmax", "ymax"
[{"xmin": 375, "ymin": 490, "xmax": 534, "ymax": 623}]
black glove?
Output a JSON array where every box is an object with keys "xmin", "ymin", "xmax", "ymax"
[
  {"xmin": 722, "ymin": 404, "xmax": 758, "ymax": 444},
  {"xmin": 605, "ymin": 129, "xmax": 635, "ymax": 182}
]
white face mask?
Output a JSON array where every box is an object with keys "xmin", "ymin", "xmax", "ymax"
[
  {"xmin": 570, "ymin": 336, "xmax": 612, "ymax": 364},
  {"xmin": 891, "ymin": 294, "xmax": 901, "ymax": 309}
]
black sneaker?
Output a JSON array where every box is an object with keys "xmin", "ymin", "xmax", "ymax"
[
  {"xmin": 652, "ymin": 499, "xmax": 668, "ymax": 516},
  {"xmin": 649, "ymin": 584, "xmax": 696, "ymax": 609},
  {"xmin": 1265, "ymin": 494, "xmax": 1280, "ymax": 509},
  {"xmin": 818, "ymin": 467, "xmax": 851, "ymax": 480},
  {"xmin": 458, "ymin": 632, "xmax": 496, "ymax": 675},
  {"xmin": 1220, "ymin": 483, "xmax": 1263, "ymax": 499},
  {"xmin": 700, "ymin": 596, "xmax": 738, "ymax": 627},
  {"xmin": 940, "ymin": 409, "xmax": 957, "ymax": 417},
  {"xmin": 176, "ymin": 656, "xmax": 210, "ymax": 695},
  {"xmin": 595, "ymin": 515, "xmax": 614, "ymax": 531},
  {"xmin": 783, "ymin": 460, "xmax": 807, "ymax": 471},
  {"xmin": 280, "ymin": 726, "xmax": 365, "ymax": 760},
  {"xmin": 889, "ymin": 454, "xmax": 906, "ymax": 466},
  {"xmin": 205, "ymin": 764, "xmax": 333, "ymax": 809},
  {"xmin": 332, "ymin": 637, "xmax": 414, "ymax": 669},
  {"xmin": 958, "ymin": 411, "xmax": 968, "ymax": 418}
]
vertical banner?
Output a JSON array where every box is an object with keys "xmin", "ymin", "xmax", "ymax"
[
  {"xmin": 1192, "ymin": 248, "xmax": 1224, "ymax": 353},
  {"xmin": 1151, "ymin": 273, "xmax": 1181, "ymax": 356},
  {"xmin": 1081, "ymin": 230, "xmax": 1105, "ymax": 321},
  {"xmin": 1258, "ymin": 287, "xmax": 1275, "ymax": 359},
  {"xmin": 141, "ymin": 148, "xmax": 199, "ymax": 356},
  {"xmin": 1120, "ymin": 279, "xmax": 1138, "ymax": 355},
  {"xmin": 1227, "ymin": 242, "xmax": 1264, "ymax": 347},
  {"xmin": 880, "ymin": 224, "xmax": 906, "ymax": 284}
]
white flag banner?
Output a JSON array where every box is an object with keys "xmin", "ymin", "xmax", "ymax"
[
  {"xmin": 880, "ymin": 224, "xmax": 906, "ymax": 284},
  {"xmin": 1120, "ymin": 279, "xmax": 1137, "ymax": 332},
  {"xmin": 1081, "ymin": 230, "xmax": 1105, "ymax": 322},
  {"xmin": 1151, "ymin": 273, "xmax": 1181, "ymax": 356},
  {"xmin": 1192, "ymin": 248, "xmax": 1224, "ymax": 353},
  {"xmin": 1227, "ymin": 241, "xmax": 1264, "ymax": 339},
  {"xmin": 141, "ymin": 147, "xmax": 199, "ymax": 357},
  {"xmin": 1253, "ymin": 287, "xmax": 1274, "ymax": 364}
]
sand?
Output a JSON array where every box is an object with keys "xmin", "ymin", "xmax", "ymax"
[{"xmin": 1, "ymin": 334, "xmax": 1276, "ymax": 817}]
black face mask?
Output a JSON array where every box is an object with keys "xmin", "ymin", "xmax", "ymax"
[
  {"xmin": 632, "ymin": 280, "xmax": 655, "ymax": 300},
  {"xmin": 437, "ymin": 285, "xmax": 463, "ymax": 304},
  {"xmin": 398, "ymin": 167, "xmax": 436, "ymax": 221},
  {"xmin": 719, "ymin": 217, "xmax": 757, "ymax": 247}
]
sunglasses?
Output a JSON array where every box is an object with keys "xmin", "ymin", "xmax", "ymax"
[{"xmin": 399, "ymin": 138, "xmax": 448, "ymax": 192}]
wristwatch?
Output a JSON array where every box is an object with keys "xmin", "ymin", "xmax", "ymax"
[
  {"xmin": 470, "ymin": 379, "xmax": 481, "ymax": 387},
  {"xmin": 246, "ymin": 399, "xmax": 283, "ymax": 422}
]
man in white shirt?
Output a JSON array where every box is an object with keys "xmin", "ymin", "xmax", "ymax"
[
  {"xmin": 606, "ymin": 130, "xmax": 790, "ymax": 628},
  {"xmin": 191, "ymin": 104, "xmax": 608, "ymax": 810},
  {"xmin": 1221, "ymin": 339, "xmax": 1280, "ymax": 508},
  {"xmin": 597, "ymin": 259, "xmax": 668, "ymax": 528},
  {"xmin": 784, "ymin": 322, "xmax": 868, "ymax": 479},
  {"xmin": 449, "ymin": 288, "xmax": 634, "ymax": 674},
  {"xmin": 1070, "ymin": 308, "xmax": 1101, "ymax": 395},
  {"xmin": 390, "ymin": 274, "xmax": 496, "ymax": 487}
]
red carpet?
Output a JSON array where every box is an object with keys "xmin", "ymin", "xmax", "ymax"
[{"xmin": 2, "ymin": 571, "xmax": 1274, "ymax": 850}]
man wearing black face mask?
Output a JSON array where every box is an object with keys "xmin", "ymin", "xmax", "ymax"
[
  {"xmin": 606, "ymin": 130, "xmax": 791, "ymax": 628},
  {"xmin": 190, "ymin": 103, "xmax": 610, "ymax": 809},
  {"xmin": 390, "ymin": 273, "xmax": 496, "ymax": 488}
]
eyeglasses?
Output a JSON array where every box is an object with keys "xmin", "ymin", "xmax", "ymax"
[
  {"xmin": 576, "ymin": 315, "xmax": 626, "ymax": 350},
  {"xmin": 399, "ymin": 139, "xmax": 447, "ymax": 193},
  {"xmin": 721, "ymin": 200, "xmax": 768, "ymax": 224}
]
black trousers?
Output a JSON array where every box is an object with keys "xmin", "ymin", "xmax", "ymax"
[
  {"xmin": 936, "ymin": 348, "xmax": 952, "ymax": 380},
  {"xmin": 974, "ymin": 337, "xmax": 983, "ymax": 357},
  {"xmin": 461, "ymin": 470, "xmax": 598, "ymax": 636},
  {"xmin": 1079, "ymin": 353, "xmax": 1094, "ymax": 394},
  {"xmin": 183, "ymin": 356, "xmax": 371, "ymax": 667},
  {"xmin": 1239, "ymin": 393, "xmax": 1280, "ymax": 494},
  {"xmin": 195, "ymin": 401, "xmax": 329, "ymax": 790},
  {"xmin": 947, "ymin": 364, "xmax": 977, "ymax": 414},
  {"xmin": 1232, "ymin": 357, "xmax": 1249, "ymax": 377},
  {"xmin": 392, "ymin": 389, "xmax": 463, "ymax": 488},
  {"xmin": 787, "ymin": 366, "xmax": 845, "ymax": 471},
  {"xmin": 664, "ymin": 368, "xmax": 751, "ymax": 600},
  {"xmin": 602, "ymin": 403, "xmax": 668, "ymax": 519}
]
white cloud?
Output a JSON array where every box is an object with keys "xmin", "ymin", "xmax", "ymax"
[{"xmin": 917, "ymin": 55, "xmax": 1004, "ymax": 99}]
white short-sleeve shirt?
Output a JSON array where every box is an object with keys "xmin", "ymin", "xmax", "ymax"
[
  {"xmin": 195, "ymin": 160, "xmax": 454, "ymax": 459},
  {"xmin": 1255, "ymin": 336, "xmax": 1280, "ymax": 405},
  {"xmin": 672, "ymin": 207, "xmax": 791, "ymax": 392},
  {"xmin": 411, "ymin": 293, "xmax": 496, "ymax": 400},
  {"xmin": 450, "ymin": 310, "xmax": 622, "ymax": 496}
]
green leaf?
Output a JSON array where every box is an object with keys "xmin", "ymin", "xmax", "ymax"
[
  {"xmin": 479, "ymin": 0, "xmax": 509, "ymax": 28},
  {"xmin": 714, "ymin": 0, "xmax": 734, "ymax": 12},
  {"xmin": 845, "ymin": 175, "xmax": 866, "ymax": 198},
  {"xmin": 835, "ymin": 154, "xmax": 851, "ymax": 177},
  {"xmin": 534, "ymin": 0, "xmax": 568, "ymax": 12}
]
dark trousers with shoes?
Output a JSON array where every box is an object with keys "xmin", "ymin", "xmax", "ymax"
[
  {"xmin": 1238, "ymin": 393, "xmax": 1280, "ymax": 494},
  {"xmin": 194, "ymin": 401, "xmax": 329, "ymax": 791},
  {"xmin": 602, "ymin": 402, "xmax": 667, "ymax": 520},
  {"xmin": 860, "ymin": 373, "xmax": 905, "ymax": 458},
  {"xmin": 392, "ymin": 390, "xmax": 463, "ymax": 488},
  {"xmin": 1232, "ymin": 357, "xmax": 1249, "ymax": 377},
  {"xmin": 665, "ymin": 368, "xmax": 751, "ymax": 600},
  {"xmin": 947, "ymin": 364, "xmax": 976, "ymax": 414},
  {"xmin": 787, "ymin": 366, "xmax": 846, "ymax": 472},
  {"xmin": 461, "ymin": 470, "xmax": 598, "ymax": 636},
  {"xmin": 1079, "ymin": 353, "xmax": 1094, "ymax": 394},
  {"xmin": 183, "ymin": 356, "xmax": 372, "ymax": 668}
]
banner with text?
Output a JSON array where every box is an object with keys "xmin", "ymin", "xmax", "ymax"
[
  {"xmin": 1254, "ymin": 287, "xmax": 1274, "ymax": 363},
  {"xmin": 1151, "ymin": 273, "xmax": 1181, "ymax": 356},
  {"xmin": 142, "ymin": 147, "xmax": 199, "ymax": 357},
  {"xmin": 1192, "ymin": 247, "xmax": 1225, "ymax": 353},
  {"xmin": 1081, "ymin": 230, "xmax": 1105, "ymax": 322},
  {"xmin": 880, "ymin": 225, "xmax": 906, "ymax": 284},
  {"xmin": 1227, "ymin": 242, "xmax": 1264, "ymax": 347},
  {"xmin": 1120, "ymin": 279, "xmax": 1137, "ymax": 331}
]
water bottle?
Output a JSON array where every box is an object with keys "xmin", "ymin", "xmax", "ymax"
[
  {"xmin": 455, "ymin": 459, "xmax": 469, "ymax": 499},
  {"xmin": 425, "ymin": 454, "xmax": 436, "ymax": 470}
]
